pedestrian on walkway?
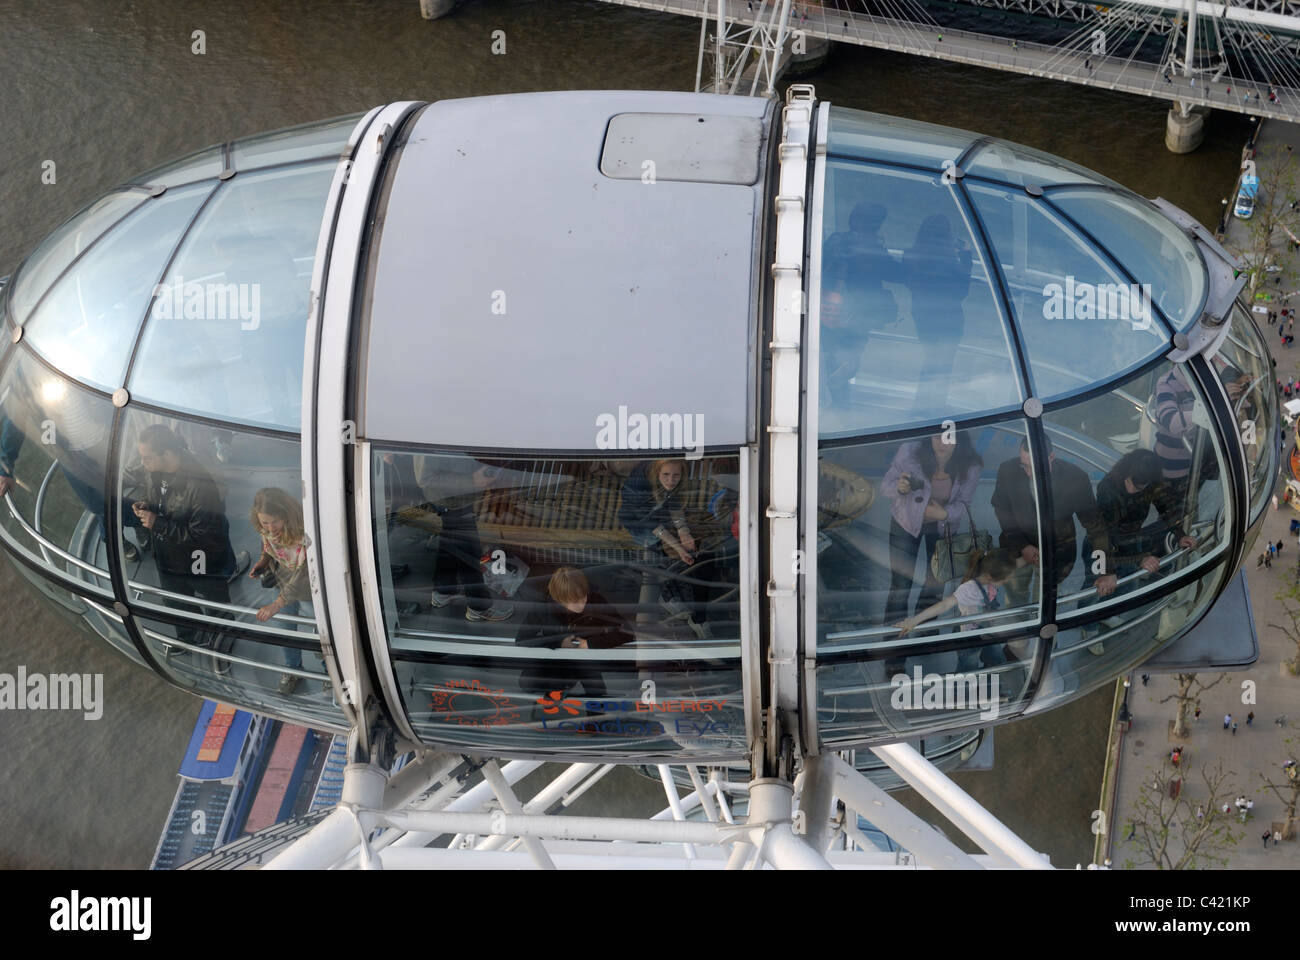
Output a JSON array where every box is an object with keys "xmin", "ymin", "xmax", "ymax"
[
  {"xmin": 1258, "ymin": 552, "xmax": 1266, "ymax": 567},
  {"xmin": 1233, "ymin": 721, "xmax": 1239, "ymax": 735},
  {"xmin": 1222, "ymin": 802, "xmax": 1232, "ymax": 814},
  {"xmin": 1266, "ymin": 552, "xmax": 1272, "ymax": 568},
  {"xmin": 1277, "ymin": 540, "xmax": 1284, "ymax": 556},
  {"xmin": 1275, "ymin": 830, "xmax": 1283, "ymax": 843},
  {"xmin": 1224, "ymin": 713, "xmax": 1232, "ymax": 730},
  {"xmin": 1196, "ymin": 805, "xmax": 1204, "ymax": 821},
  {"xmin": 1195, "ymin": 705, "xmax": 1202, "ymax": 720},
  {"xmin": 1263, "ymin": 830, "xmax": 1271, "ymax": 848},
  {"xmin": 1248, "ymin": 711, "xmax": 1255, "ymax": 726},
  {"xmin": 1141, "ymin": 673, "xmax": 1149, "ymax": 686}
]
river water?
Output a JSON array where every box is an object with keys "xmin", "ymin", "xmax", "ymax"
[{"xmin": 0, "ymin": 0, "xmax": 1249, "ymax": 868}]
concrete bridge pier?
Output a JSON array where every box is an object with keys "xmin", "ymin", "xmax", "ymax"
[
  {"xmin": 419, "ymin": 0, "xmax": 457, "ymax": 19},
  {"xmin": 1166, "ymin": 103, "xmax": 1207, "ymax": 154},
  {"xmin": 786, "ymin": 35, "xmax": 832, "ymax": 77}
]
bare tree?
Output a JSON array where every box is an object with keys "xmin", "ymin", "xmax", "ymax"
[
  {"xmin": 1121, "ymin": 759, "xmax": 1241, "ymax": 870},
  {"xmin": 1228, "ymin": 143, "xmax": 1300, "ymax": 298},
  {"xmin": 1259, "ymin": 751, "xmax": 1300, "ymax": 841},
  {"xmin": 1161, "ymin": 673, "xmax": 1229, "ymax": 739},
  {"xmin": 1266, "ymin": 583, "xmax": 1300, "ymax": 676}
]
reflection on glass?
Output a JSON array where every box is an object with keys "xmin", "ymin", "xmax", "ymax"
[
  {"xmin": 0, "ymin": 348, "xmax": 118, "ymax": 594},
  {"xmin": 372, "ymin": 450, "xmax": 744, "ymax": 755},
  {"xmin": 1049, "ymin": 188, "xmax": 1205, "ymax": 330},
  {"xmin": 1030, "ymin": 562, "xmax": 1226, "ymax": 714},
  {"xmin": 819, "ymin": 161, "xmax": 1020, "ymax": 434},
  {"xmin": 968, "ymin": 182, "xmax": 1167, "ymax": 399},
  {"xmin": 138, "ymin": 617, "xmax": 342, "ymax": 728},
  {"xmin": 817, "ymin": 422, "xmax": 1040, "ymax": 656},
  {"xmin": 23, "ymin": 184, "xmax": 214, "ymax": 391},
  {"xmin": 9, "ymin": 191, "xmax": 145, "ymax": 326},
  {"xmin": 115, "ymin": 409, "xmax": 317, "ymax": 647},
  {"xmin": 131, "ymin": 145, "xmax": 224, "ymax": 188},
  {"xmin": 1216, "ymin": 302, "xmax": 1278, "ymax": 523},
  {"xmin": 1045, "ymin": 361, "xmax": 1230, "ymax": 620},
  {"xmin": 826, "ymin": 105, "xmax": 975, "ymax": 171},
  {"xmin": 230, "ymin": 114, "xmax": 360, "ymax": 170},
  {"xmin": 818, "ymin": 633, "xmax": 1038, "ymax": 745},
  {"xmin": 962, "ymin": 139, "xmax": 1119, "ymax": 189},
  {"xmin": 129, "ymin": 163, "xmax": 334, "ymax": 429}
]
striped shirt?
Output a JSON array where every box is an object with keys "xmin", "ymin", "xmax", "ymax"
[{"xmin": 1154, "ymin": 369, "xmax": 1195, "ymax": 480}]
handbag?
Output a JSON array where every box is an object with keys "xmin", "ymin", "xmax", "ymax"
[
  {"xmin": 259, "ymin": 562, "xmax": 279, "ymax": 590},
  {"xmin": 931, "ymin": 504, "xmax": 992, "ymax": 583}
]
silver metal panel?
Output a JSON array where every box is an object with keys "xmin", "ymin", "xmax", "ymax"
[
  {"xmin": 600, "ymin": 113, "xmax": 762, "ymax": 184},
  {"xmin": 1141, "ymin": 570, "xmax": 1259, "ymax": 672},
  {"xmin": 364, "ymin": 91, "xmax": 769, "ymax": 450}
]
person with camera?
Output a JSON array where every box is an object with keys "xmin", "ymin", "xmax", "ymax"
[
  {"xmin": 132, "ymin": 423, "xmax": 247, "ymax": 675},
  {"xmin": 248, "ymin": 487, "xmax": 314, "ymax": 695},
  {"xmin": 881, "ymin": 432, "xmax": 983, "ymax": 625}
]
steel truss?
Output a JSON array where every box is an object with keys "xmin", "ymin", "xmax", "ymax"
[{"xmin": 696, "ymin": 0, "xmax": 797, "ymax": 94}]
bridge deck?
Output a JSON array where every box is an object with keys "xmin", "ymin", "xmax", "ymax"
[{"xmin": 598, "ymin": 0, "xmax": 1300, "ymax": 122}]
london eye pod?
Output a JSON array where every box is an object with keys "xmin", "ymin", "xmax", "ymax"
[{"xmin": 0, "ymin": 88, "xmax": 1275, "ymax": 774}]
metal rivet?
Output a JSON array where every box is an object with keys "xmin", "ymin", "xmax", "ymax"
[
  {"xmin": 1039, "ymin": 623, "xmax": 1058, "ymax": 640},
  {"xmin": 149, "ymin": 184, "xmax": 167, "ymax": 198},
  {"xmin": 113, "ymin": 601, "xmax": 129, "ymax": 617},
  {"xmin": 112, "ymin": 388, "xmax": 130, "ymax": 408},
  {"xmin": 218, "ymin": 168, "xmax": 235, "ymax": 181},
  {"xmin": 1173, "ymin": 332, "xmax": 1191, "ymax": 350},
  {"xmin": 1025, "ymin": 184, "xmax": 1044, "ymax": 197},
  {"xmin": 10, "ymin": 325, "xmax": 22, "ymax": 344},
  {"xmin": 1023, "ymin": 397, "xmax": 1043, "ymax": 418}
]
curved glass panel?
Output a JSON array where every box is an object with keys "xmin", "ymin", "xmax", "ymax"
[
  {"xmin": 1048, "ymin": 188, "xmax": 1205, "ymax": 330},
  {"xmin": 1043, "ymin": 359, "xmax": 1231, "ymax": 621},
  {"xmin": 115, "ymin": 409, "xmax": 320, "ymax": 665},
  {"xmin": 1216, "ymin": 301, "xmax": 1278, "ymax": 523},
  {"xmin": 0, "ymin": 347, "xmax": 116, "ymax": 595},
  {"xmin": 23, "ymin": 184, "xmax": 214, "ymax": 392},
  {"xmin": 131, "ymin": 145, "xmax": 225, "ymax": 188},
  {"xmin": 1029, "ymin": 561, "xmax": 1227, "ymax": 715},
  {"xmin": 128, "ymin": 163, "xmax": 335, "ymax": 429},
  {"xmin": 818, "ymin": 634, "xmax": 1038, "ymax": 745},
  {"xmin": 816, "ymin": 421, "xmax": 1040, "ymax": 658},
  {"xmin": 826, "ymin": 106, "xmax": 975, "ymax": 171},
  {"xmin": 138, "ymin": 616, "xmax": 343, "ymax": 729},
  {"xmin": 230, "ymin": 114, "xmax": 360, "ymax": 170},
  {"xmin": 819, "ymin": 161, "xmax": 1021, "ymax": 435},
  {"xmin": 9, "ymin": 191, "xmax": 145, "ymax": 327},
  {"xmin": 963, "ymin": 139, "xmax": 1120, "ymax": 189},
  {"xmin": 968, "ymin": 182, "xmax": 1169, "ymax": 400},
  {"xmin": 372, "ymin": 449, "xmax": 745, "ymax": 757}
]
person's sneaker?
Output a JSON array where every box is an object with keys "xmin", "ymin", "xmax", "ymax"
[
  {"xmin": 430, "ymin": 589, "xmax": 463, "ymax": 608},
  {"xmin": 227, "ymin": 550, "xmax": 251, "ymax": 583},
  {"xmin": 122, "ymin": 541, "xmax": 140, "ymax": 563},
  {"xmin": 466, "ymin": 603, "xmax": 513, "ymax": 622},
  {"xmin": 278, "ymin": 673, "xmax": 301, "ymax": 695}
]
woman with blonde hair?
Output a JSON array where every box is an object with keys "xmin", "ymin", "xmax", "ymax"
[
  {"xmin": 618, "ymin": 459, "xmax": 711, "ymax": 638},
  {"xmin": 248, "ymin": 487, "xmax": 314, "ymax": 694}
]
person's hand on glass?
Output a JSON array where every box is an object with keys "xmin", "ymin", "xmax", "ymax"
[
  {"xmin": 672, "ymin": 543, "xmax": 695, "ymax": 565},
  {"xmin": 1141, "ymin": 555, "xmax": 1161, "ymax": 574},
  {"xmin": 1178, "ymin": 535, "xmax": 1197, "ymax": 550},
  {"xmin": 1095, "ymin": 573, "xmax": 1118, "ymax": 597},
  {"xmin": 256, "ymin": 600, "xmax": 283, "ymax": 623},
  {"xmin": 1021, "ymin": 545, "xmax": 1040, "ymax": 566},
  {"xmin": 893, "ymin": 617, "xmax": 918, "ymax": 637}
]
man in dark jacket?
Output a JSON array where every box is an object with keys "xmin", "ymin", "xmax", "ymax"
[
  {"xmin": 991, "ymin": 437, "xmax": 1110, "ymax": 607},
  {"xmin": 132, "ymin": 424, "xmax": 246, "ymax": 672},
  {"xmin": 517, "ymin": 567, "xmax": 633, "ymax": 698}
]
